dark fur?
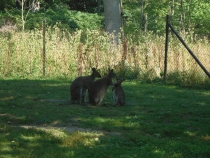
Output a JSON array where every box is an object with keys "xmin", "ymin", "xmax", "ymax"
[
  {"xmin": 70, "ymin": 68, "xmax": 101, "ymax": 104},
  {"xmin": 112, "ymin": 78, "xmax": 126, "ymax": 106},
  {"xmin": 88, "ymin": 69, "xmax": 117, "ymax": 105}
]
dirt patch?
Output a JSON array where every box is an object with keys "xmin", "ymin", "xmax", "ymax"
[{"xmin": 18, "ymin": 125, "xmax": 121, "ymax": 136}]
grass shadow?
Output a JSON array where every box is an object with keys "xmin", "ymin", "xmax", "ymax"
[{"xmin": 0, "ymin": 79, "xmax": 210, "ymax": 157}]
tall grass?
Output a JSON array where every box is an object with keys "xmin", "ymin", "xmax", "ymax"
[{"xmin": 0, "ymin": 28, "xmax": 209, "ymax": 87}]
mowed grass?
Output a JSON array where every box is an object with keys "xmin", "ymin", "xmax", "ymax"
[{"xmin": 0, "ymin": 78, "xmax": 210, "ymax": 158}]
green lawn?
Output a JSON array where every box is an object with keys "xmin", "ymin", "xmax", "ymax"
[{"xmin": 0, "ymin": 78, "xmax": 210, "ymax": 158}]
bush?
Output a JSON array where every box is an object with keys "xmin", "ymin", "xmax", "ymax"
[{"xmin": 0, "ymin": 7, "xmax": 104, "ymax": 32}]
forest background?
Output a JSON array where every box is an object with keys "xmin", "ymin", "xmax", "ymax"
[{"xmin": 0, "ymin": 0, "xmax": 210, "ymax": 88}]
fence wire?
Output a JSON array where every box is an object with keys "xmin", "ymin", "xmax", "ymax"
[
  {"xmin": 165, "ymin": 17, "xmax": 210, "ymax": 86},
  {"xmin": 167, "ymin": 37, "xmax": 210, "ymax": 83},
  {"xmin": 0, "ymin": 27, "xmax": 209, "ymax": 86}
]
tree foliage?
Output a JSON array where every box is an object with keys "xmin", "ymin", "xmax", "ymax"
[
  {"xmin": 0, "ymin": 0, "xmax": 210, "ymax": 36},
  {"xmin": 123, "ymin": 0, "xmax": 210, "ymax": 35},
  {"xmin": 0, "ymin": 2, "xmax": 103, "ymax": 32}
]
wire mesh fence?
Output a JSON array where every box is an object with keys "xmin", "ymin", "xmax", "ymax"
[
  {"xmin": 165, "ymin": 16, "xmax": 210, "ymax": 86},
  {"xmin": 0, "ymin": 25, "xmax": 209, "ymax": 87},
  {"xmin": 166, "ymin": 37, "xmax": 210, "ymax": 85}
]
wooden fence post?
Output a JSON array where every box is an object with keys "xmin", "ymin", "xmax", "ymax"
[
  {"xmin": 43, "ymin": 18, "xmax": 46, "ymax": 76},
  {"xmin": 164, "ymin": 15, "xmax": 169, "ymax": 82},
  {"xmin": 78, "ymin": 44, "xmax": 83, "ymax": 76}
]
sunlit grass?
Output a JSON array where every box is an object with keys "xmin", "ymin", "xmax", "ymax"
[
  {"xmin": 185, "ymin": 131, "xmax": 197, "ymax": 137},
  {"xmin": 201, "ymin": 134, "xmax": 210, "ymax": 141}
]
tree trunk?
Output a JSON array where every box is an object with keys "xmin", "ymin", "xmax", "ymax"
[
  {"xmin": 104, "ymin": 0, "xmax": 122, "ymax": 44},
  {"xmin": 144, "ymin": 13, "xmax": 148, "ymax": 32},
  {"xmin": 140, "ymin": 0, "xmax": 144, "ymax": 30},
  {"xmin": 180, "ymin": 0, "xmax": 185, "ymax": 32},
  {"xmin": 22, "ymin": 0, "xmax": 25, "ymax": 31},
  {"xmin": 171, "ymin": 0, "xmax": 174, "ymax": 16},
  {"xmin": 97, "ymin": 0, "xmax": 102, "ymax": 15}
]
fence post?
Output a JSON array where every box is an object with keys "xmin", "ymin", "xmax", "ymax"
[
  {"xmin": 43, "ymin": 18, "xmax": 46, "ymax": 76},
  {"xmin": 78, "ymin": 44, "xmax": 83, "ymax": 76},
  {"xmin": 164, "ymin": 15, "xmax": 169, "ymax": 82}
]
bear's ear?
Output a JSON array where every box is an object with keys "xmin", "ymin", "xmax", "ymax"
[{"xmin": 92, "ymin": 68, "xmax": 96, "ymax": 71}]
